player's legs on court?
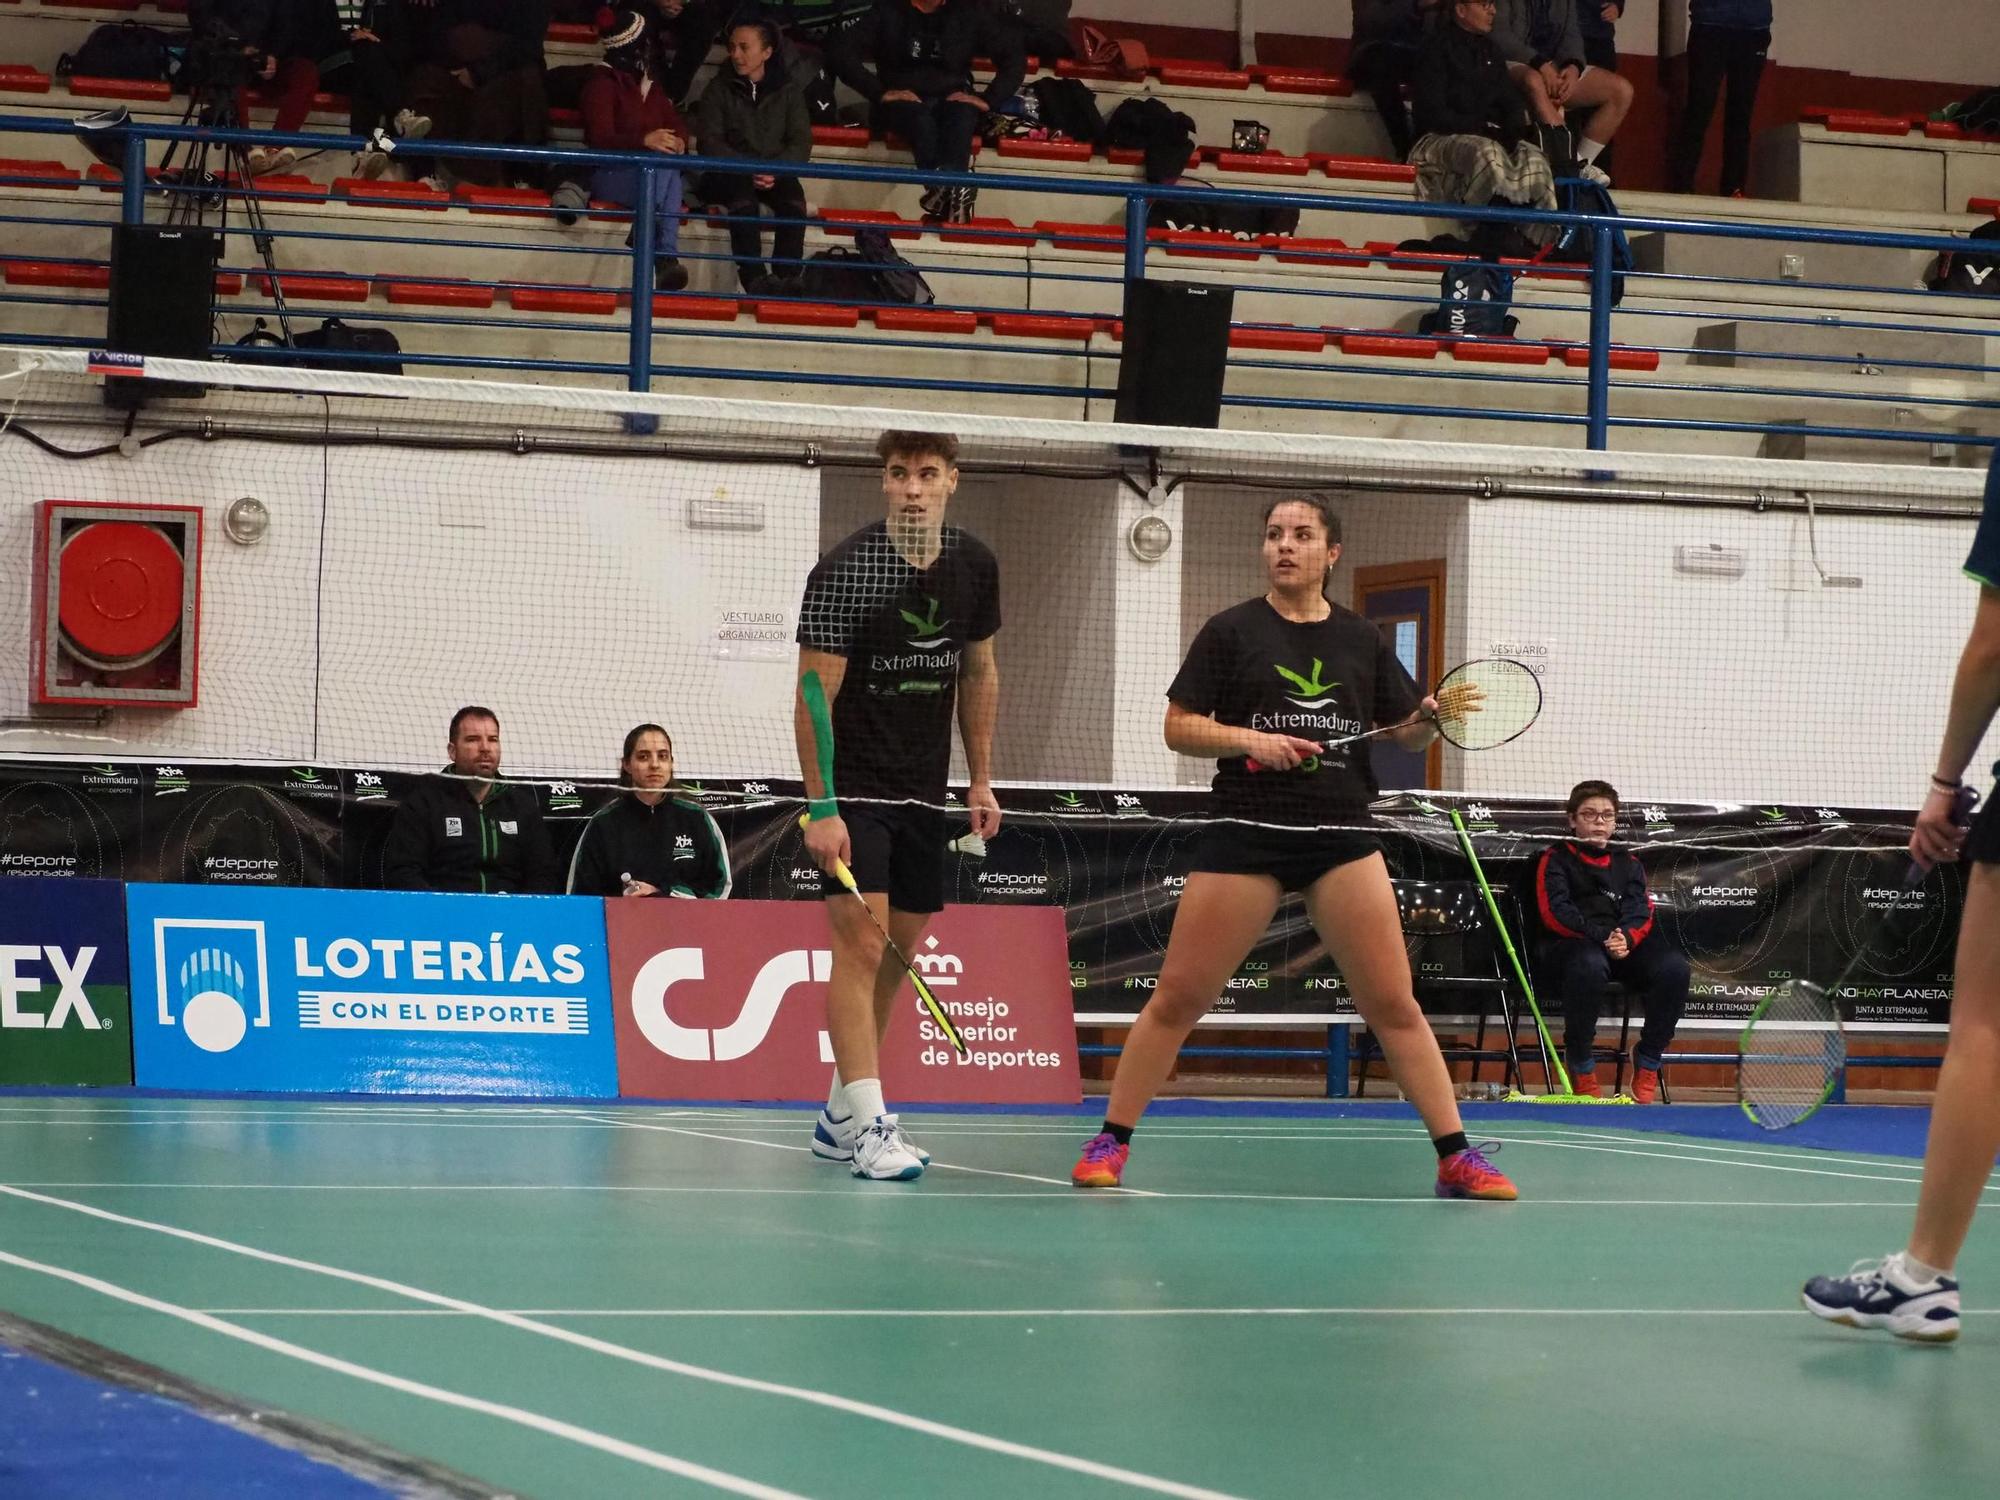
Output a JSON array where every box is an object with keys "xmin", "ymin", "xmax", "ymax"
[
  {"xmin": 1803, "ymin": 863, "xmax": 2000, "ymax": 1339},
  {"xmin": 1304, "ymin": 854, "xmax": 1517, "ymax": 1200},
  {"xmin": 1073, "ymin": 873, "xmax": 1280, "ymax": 1186},
  {"xmin": 813, "ymin": 888, "xmax": 924, "ymax": 1180}
]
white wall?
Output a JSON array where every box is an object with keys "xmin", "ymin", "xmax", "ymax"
[
  {"xmin": 1459, "ymin": 498, "xmax": 1996, "ymax": 805},
  {"xmin": 0, "ymin": 422, "xmax": 817, "ymax": 779}
]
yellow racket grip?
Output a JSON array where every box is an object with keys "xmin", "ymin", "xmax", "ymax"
[{"xmin": 798, "ymin": 812, "xmax": 863, "ymax": 895}]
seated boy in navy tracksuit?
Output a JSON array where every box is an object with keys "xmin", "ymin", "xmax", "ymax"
[{"xmin": 1532, "ymin": 779, "xmax": 1688, "ymax": 1100}]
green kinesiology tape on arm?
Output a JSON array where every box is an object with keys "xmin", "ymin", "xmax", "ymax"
[{"xmin": 801, "ymin": 669, "xmax": 837, "ymax": 818}]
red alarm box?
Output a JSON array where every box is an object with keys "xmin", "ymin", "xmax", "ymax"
[{"xmin": 30, "ymin": 500, "xmax": 203, "ymax": 707}]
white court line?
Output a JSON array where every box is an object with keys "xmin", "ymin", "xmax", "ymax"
[
  {"xmin": 1516, "ymin": 1125, "xmax": 2000, "ymax": 1178},
  {"xmin": 0, "ymin": 1183, "xmax": 1939, "ymax": 1207},
  {"xmin": 0, "ymin": 1249, "xmax": 808, "ymax": 1500},
  {"xmin": 563, "ymin": 1111, "xmax": 1167, "ymax": 1197},
  {"xmin": 1464, "ymin": 1133, "xmax": 1934, "ymax": 1185},
  {"xmin": 0, "ymin": 1185, "xmax": 1245, "ymax": 1500},
  {"xmin": 199, "ymin": 1305, "xmax": 1999, "ymax": 1320}
]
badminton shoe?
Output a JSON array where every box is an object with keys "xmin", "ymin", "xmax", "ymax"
[
  {"xmin": 1071, "ymin": 1132, "xmax": 1130, "ymax": 1188},
  {"xmin": 1435, "ymin": 1142, "xmax": 1518, "ymax": 1200},
  {"xmin": 1802, "ymin": 1254, "xmax": 1960, "ymax": 1342},
  {"xmin": 851, "ymin": 1115, "xmax": 926, "ymax": 1181},
  {"xmin": 1569, "ymin": 1068, "xmax": 1602, "ymax": 1098},
  {"xmin": 813, "ymin": 1110, "xmax": 928, "ymax": 1164},
  {"xmin": 1629, "ymin": 1064, "xmax": 1661, "ymax": 1104}
]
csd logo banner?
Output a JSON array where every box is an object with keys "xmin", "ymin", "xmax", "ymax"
[
  {"xmin": 127, "ymin": 884, "xmax": 617, "ymax": 1096},
  {"xmin": 0, "ymin": 876, "xmax": 133, "ymax": 1087},
  {"xmin": 606, "ymin": 901, "xmax": 1080, "ymax": 1104}
]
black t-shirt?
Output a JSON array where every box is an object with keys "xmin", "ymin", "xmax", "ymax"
[
  {"xmin": 1965, "ymin": 460, "xmax": 2000, "ymax": 589},
  {"xmin": 1168, "ymin": 597, "xmax": 1422, "ymax": 822},
  {"xmin": 797, "ymin": 520, "xmax": 1001, "ymax": 804}
]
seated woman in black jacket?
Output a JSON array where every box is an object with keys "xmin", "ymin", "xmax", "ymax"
[
  {"xmin": 566, "ymin": 724, "xmax": 733, "ymax": 899},
  {"xmin": 1408, "ymin": 0, "xmax": 1559, "ymax": 250}
]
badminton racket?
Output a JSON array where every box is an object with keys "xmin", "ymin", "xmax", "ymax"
[
  {"xmin": 1738, "ymin": 785, "xmax": 1976, "ymax": 1130},
  {"xmin": 798, "ymin": 670, "xmax": 969, "ymax": 1058}
]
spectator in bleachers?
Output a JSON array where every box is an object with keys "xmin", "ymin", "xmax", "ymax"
[
  {"xmin": 1667, "ymin": 0, "xmax": 1773, "ymax": 196},
  {"xmin": 827, "ymin": 0, "xmax": 1025, "ymax": 224},
  {"xmin": 1409, "ymin": 0, "xmax": 1559, "ymax": 251},
  {"xmin": 1491, "ymin": 0, "xmax": 1633, "ymax": 185},
  {"xmin": 1531, "ymin": 780, "xmax": 1687, "ymax": 1103},
  {"xmin": 383, "ymin": 706, "xmax": 557, "ymax": 894},
  {"xmin": 646, "ymin": 0, "xmax": 745, "ymax": 106},
  {"xmin": 580, "ymin": 7, "xmax": 693, "ymax": 291},
  {"xmin": 187, "ymin": 0, "xmax": 325, "ymax": 176},
  {"xmin": 565, "ymin": 724, "xmax": 732, "ymax": 897},
  {"xmin": 691, "ymin": 19, "xmax": 813, "ymax": 293},
  {"xmin": 1349, "ymin": 0, "xmax": 1441, "ymax": 161},
  {"xmin": 1574, "ymin": 1, "xmax": 1621, "ymax": 176},
  {"xmin": 311, "ymin": 2, "xmax": 433, "ymax": 180},
  {"xmin": 401, "ymin": 0, "xmax": 551, "ymax": 188}
]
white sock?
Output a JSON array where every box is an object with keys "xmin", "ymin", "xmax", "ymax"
[
  {"xmin": 843, "ymin": 1078, "xmax": 887, "ymax": 1126},
  {"xmin": 824, "ymin": 1071, "xmax": 847, "ymax": 1120},
  {"xmin": 1578, "ymin": 137, "xmax": 1606, "ymax": 166},
  {"xmin": 1894, "ymin": 1250, "xmax": 1951, "ymax": 1288}
]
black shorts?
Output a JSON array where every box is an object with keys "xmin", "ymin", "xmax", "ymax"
[
  {"xmin": 1186, "ymin": 820, "xmax": 1385, "ymax": 893},
  {"xmin": 1964, "ymin": 782, "xmax": 2000, "ymax": 864},
  {"xmin": 842, "ymin": 802, "xmax": 947, "ymax": 914}
]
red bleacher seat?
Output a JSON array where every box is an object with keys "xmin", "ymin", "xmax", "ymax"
[
  {"xmin": 1969, "ymin": 197, "xmax": 2000, "ymax": 216},
  {"xmin": 1252, "ymin": 71, "xmax": 1354, "ymax": 98},
  {"xmin": 938, "ymin": 217, "xmax": 1038, "ymax": 247},
  {"xmin": 1033, "ymin": 221, "xmax": 1124, "ymax": 252},
  {"xmin": 1230, "ymin": 326, "xmax": 1327, "ymax": 353},
  {"xmin": 1155, "ymin": 229, "xmax": 1263, "ymax": 261},
  {"xmin": 1559, "ymin": 346, "xmax": 1661, "ymax": 372},
  {"xmin": 455, "ymin": 185, "xmax": 554, "ymax": 216},
  {"xmin": 1317, "ymin": 155, "xmax": 1417, "ymax": 184},
  {"xmin": 387, "ymin": 282, "xmax": 496, "ymax": 310},
  {"xmin": 986, "ymin": 312, "xmax": 1098, "ymax": 340},
  {"xmin": 3, "ymin": 260, "xmax": 109, "ymax": 288},
  {"xmin": 1158, "ymin": 66, "xmax": 1251, "ymax": 90},
  {"xmin": 755, "ymin": 301, "xmax": 860, "ymax": 328},
  {"xmin": 335, "ymin": 177, "xmax": 450, "ymax": 209},
  {"xmin": 47, "ymin": 0, "xmax": 142, "ymax": 9},
  {"xmin": 1273, "ymin": 238, "xmax": 1374, "ymax": 267},
  {"xmin": 66, "ymin": 74, "xmax": 172, "ymax": 102},
  {"xmin": 254, "ymin": 272, "xmax": 371, "ymax": 302},
  {"xmin": 0, "ymin": 65, "xmax": 52, "ymax": 94},
  {"xmin": 547, "ymin": 22, "xmax": 597, "ymax": 44},
  {"xmin": 1337, "ymin": 332, "xmax": 1440, "ymax": 359},
  {"xmin": 0, "ymin": 159, "xmax": 80, "ymax": 188},
  {"xmin": 995, "ymin": 137, "xmax": 1093, "ymax": 162},
  {"xmin": 1214, "ymin": 152, "xmax": 1311, "ymax": 176},
  {"xmin": 811, "ymin": 124, "xmax": 872, "ymax": 149},
  {"xmin": 653, "ymin": 295, "xmax": 741, "ymax": 322},
  {"xmin": 1818, "ymin": 110, "xmax": 1915, "ymax": 136},
  {"xmin": 821, "ymin": 208, "xmax": 921, "ymax": 241},
  {"xmin": 510, "ymin": 286, "xmax": 617, "ymax": 315},
  {"xmin": 873, "ymin": 307, "xmax": 978, "ymax": 334},
  {"xmin": 212, "ymin": 272, "xmax": 243, "ymax": 296},
  {"xmin": 1450, "ymin": 339, "xmax": 1551, "ymax": 365}
]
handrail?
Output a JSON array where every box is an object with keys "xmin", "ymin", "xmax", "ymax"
[{"xmin": 0, "ymin": 107, "xmax": 1993, "ymax": 452}]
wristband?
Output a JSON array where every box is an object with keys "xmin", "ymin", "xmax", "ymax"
[
  {"xmin": 1930, "ymin": 775, "xmax": 1963, "ymax": 792},
  {"xmin": 807, "ymin": 796, "xmax": 838, "ymax": 821}
]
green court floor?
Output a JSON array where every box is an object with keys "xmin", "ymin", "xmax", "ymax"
[{"xmin": 0, "ymin": 1099, "xmax": 1994, "ymax": 1499}]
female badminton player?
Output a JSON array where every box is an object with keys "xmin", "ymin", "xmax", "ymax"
[
  {"xmin": 1802, "ymin": 463, "xmax": 2000, "ymax": 1341},
  {"xmin": 1071, "ymin": 495, "xmax": 1518, "ymax": 1199}
]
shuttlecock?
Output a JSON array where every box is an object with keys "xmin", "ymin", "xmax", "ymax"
[{"xmin": 948, "ymin": 831, "xmax": 987, "ymax": 859}]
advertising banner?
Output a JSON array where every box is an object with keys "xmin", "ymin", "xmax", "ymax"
[
  {"xmin": 607, "ymin": 900, "xmax": 1080, "ymax": 1103},
  {"xmin": 0, "ymin": 877, "xmax": 133, "ymax": 1086},
  {"xmin": 126, "ymin": 885, "xmax": 616, "ymax": 1095}
]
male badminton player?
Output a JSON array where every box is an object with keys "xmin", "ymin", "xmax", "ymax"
[
  {"xmin": 1071, "ymin": 495, "xmax": 1518, "ymax": 1199},
  {"xmin": 795, "ymin": 431, "xmax": 1002, "ymax": 1181},
  {"xmin": 1802, "ymin": 462, "xmax": 2000, "ymax": 1340}
]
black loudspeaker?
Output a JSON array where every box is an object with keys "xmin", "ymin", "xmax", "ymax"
[
  {"xmin": 108, "ymin": 224, "xmax": 216, "ymax": 358},
  {"xmin": 1114, "ymin": 278, "xmax": 1234, "ymax": 428}
]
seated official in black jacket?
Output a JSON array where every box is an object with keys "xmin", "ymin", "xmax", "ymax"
[
  {"xmin": 382, "ymin": 706, "xmax": 557, "ymax": 894},
  {"xmin": 566, "ymin": 724, "xmax": 732, "ymax": 899},
  {"xmin": 1531, "ymin": 779, "xmax": 1688, "ymax": 1101}
]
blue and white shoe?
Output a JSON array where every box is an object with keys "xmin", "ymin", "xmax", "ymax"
[
  {"xmin": 812, "ymin": 1109, "xmax": 928, "ymax": 1165},
  {"xmin": 1802, "ymin": 1252, "xmax": 1961, "ymax": 1343}
]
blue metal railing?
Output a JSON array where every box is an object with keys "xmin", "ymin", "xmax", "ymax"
[{"xmin": 1, "ymin": 109, "xmax": 1994, "ymax": 451}]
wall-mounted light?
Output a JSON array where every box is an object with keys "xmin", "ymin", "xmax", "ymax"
[
  {"xmin": 1128, "ymin": 514, "xmax": 1174, "ymax": 562},
  {"xmin": 1673, "ymin": 543, "xmax": 1744, "ymax": 579},
  {"xmin": 223, "ymin": 496, "xmax": 270, "ymax": 546}
]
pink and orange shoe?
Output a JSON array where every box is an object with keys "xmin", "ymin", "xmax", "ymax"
[
  {"xmin": 1436, "ymin": 1142, "xmax": 1518, "ymax": 1201},
  {"xmin": 1071, "ymin": 1132, "xmax": 1130, "ymax": 1188}
]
